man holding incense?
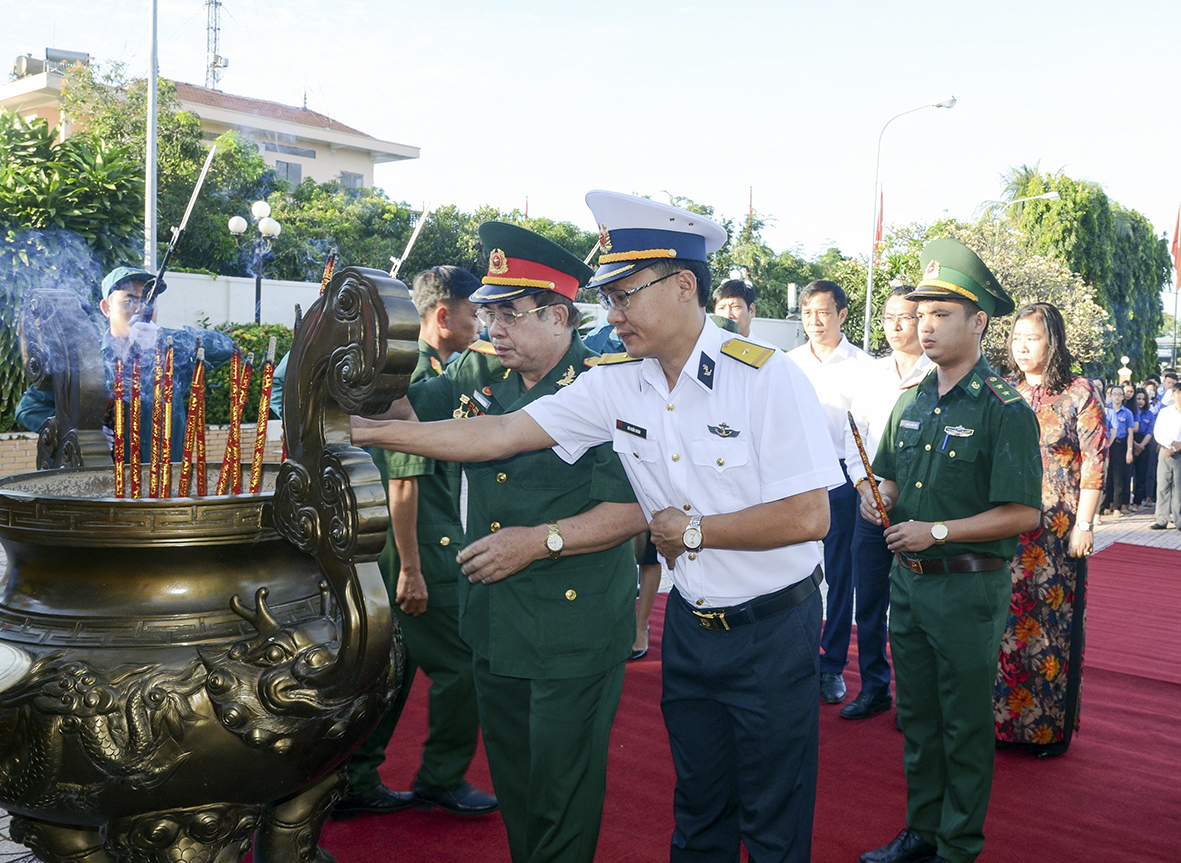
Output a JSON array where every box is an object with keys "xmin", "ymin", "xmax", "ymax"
[{"xmin": 16, "ymin": 265, "xmax": 234, "ymax": 462}]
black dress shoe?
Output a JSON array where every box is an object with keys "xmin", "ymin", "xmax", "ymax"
[
  {"xmin": 840, "ymin": 689, "xmax": 893, "ymax": 720},
  {"xmin": 859, "ymin": 827, "xmax": 938, "ymax": 863},
  {"xmin": 412, "ymin": 780, "xmax": 498, "ymax": 815},
  {"xmin": 819, "ymin": 672, "xmax": 846, "ymax": 704},
  {"xmin": 1149, "ymin": 522, "xmax": 1168, "ymax": 530},
  {"xmin": 629, "ymin": 646, "xmax": 648, "ymax": 661},
  {"xmin": 330, "ymin": 785, "xmax": 415, "ymax": 820}
]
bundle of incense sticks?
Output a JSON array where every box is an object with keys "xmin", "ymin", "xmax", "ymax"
[
  {"xmin": 113, "ymin": 358, "xmax": 125, "ymax": 498},
  {"xmin": 319, "ymin": 252, "xmax": 336, "ymax": 295},
  {"xmin": 249, "ymin": 337, "xmax": 278, "ymax": 494},
  {"xmin": 232, "ymin": 354, "xmax": 254, "ymax": 494},
  {"xmin": 148, "ymin": 338, "xmax": 165, "ymax": 498},
  {"xmin": 215, "ymin": 351, "xmax": 241, "ymax": 496},
  {"xmin": 129, "ymin": 349, "xmax": 143, "ymax": 499},
  {"xmin": 178, "ymin": 339, "xmax": 204, "ymax": 497},
  {"xmin": 195, "ymin": 351, "xmax": 208, "ymax": 497},
  {"xmin": 159, "ymin": 337, "xmax": 175, "ymax": 498},
  {"xmin": 216, "ymin": 351, "xmax": 254, "ymax": 495}
]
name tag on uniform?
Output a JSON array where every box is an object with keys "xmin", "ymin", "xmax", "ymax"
[
  {"xmin": 616, "ymin": 419, "xmax": 647, "ymax": 438},
  {"xmin": 900, "ymin": 419, "xmax": 921, "ymax": 430}
]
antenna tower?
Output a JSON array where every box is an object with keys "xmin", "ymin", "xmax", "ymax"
[{"xmin": 205, "ymin": 0, "xmax": 229, "ymax": 89}]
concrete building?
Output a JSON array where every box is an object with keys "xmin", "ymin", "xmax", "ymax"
[{"xmin": 2, "ymin": 50, "xmax": 418, "ymax": 188}]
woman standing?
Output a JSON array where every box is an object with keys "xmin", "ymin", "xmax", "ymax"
[
  {"xmin": 1131, "ymin": 388, "xmax": 1156, "ymax": 510},
  {"xmin": 995, "ymin": 303, "xmax": 1108, "ymax": 757}
]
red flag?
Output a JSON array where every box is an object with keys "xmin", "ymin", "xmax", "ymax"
[
  {"xmin": 873, "ymin": 189, "xmax": 885, "ymax": 263},
  {"xmin": 1172, "ymin": 206, "xmax": 1180, "ymax": 291}
]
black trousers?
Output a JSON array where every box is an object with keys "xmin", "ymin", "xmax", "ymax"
[
  {"xmin": 662, "ymin": 586, "xmax": 821, "ymax": 863},
  {"xmin": 1104, "ymin": 436, "xmax": 1129, "ymax": 510}
]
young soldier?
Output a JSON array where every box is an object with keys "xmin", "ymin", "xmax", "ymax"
[
  {"xmin": 859, "ymin": 239, "xmax": 1042, "ymax": 863},
  {"xmin": 333, "ymin": 266, "xmax": 497, "ymax": 818}
]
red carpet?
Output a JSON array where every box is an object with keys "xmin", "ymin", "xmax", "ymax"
[{"xmin": 322, "ymin": 543, "xmax": 1181, "ymax": 861}]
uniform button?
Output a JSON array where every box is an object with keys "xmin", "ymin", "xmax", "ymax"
[
  {"xmin": 672, "ymin": 454, "xmax": 680, "ymax": 462},
  {"xmin": 925, "ymin": 444, "xmax": 931, "ymax": 451},
  {"xmin": 440, "ymin": 536, "xmax": 451, "ymax": 546},
  {"xmin": 496, "ymin": 472, "xmax": 507, "ymax": 483},
  {"xmin": 565, "ymin": 589, "xmax": 577, "ymax": 601},
  {"xmin": 934, "ymin": 408, "xmax": 942, "ymax": 415},
  {"xmin": 696, "ymin": 599, "xmax": 705, "ymax": 606},
  {"xmin": 683, "ymin": 504, "xmax": 691, "ymax": 511},
  {"xmin": 490, "ymin": 522, "xmax": 501, "ymax": 532},
  {"xmin": 633, "ymin": 451, "xmax": 640, "ymax": 458},
  {"xmin": 688, "ymin": 552, "xmax": 697, "ymax": 561},
  {"xmin": 898, "ymin": 441, "xmax": 904, "ymax": 448},
  {"xmin": 949, "ymin": 451, "xmax": 956, "ymax": 458},
  {"xmin": 915, "ymin": 481, "xmax": 923, "ymax": 489},
  {"xmin": 666, "ymin": 403, "xmax": 675, "ymax": 412},
  {"xmin": 716, "ymin": 458, "xmax": 725, "ymax": 466}
]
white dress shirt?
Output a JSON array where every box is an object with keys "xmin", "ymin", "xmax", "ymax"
[
  {"xmin": 1154, "ymin": 403, "xmax": 1181, "ymax": 450},
  {"xmin": 524, "ymin": 318, "xmax": 844, "ymax": 607},
  {"xmin": 786, "ymin": 334, "xmax": 874, "ymax": 463},
  {"xmin": 844, "ymin": 352, "xmax": 934, "ymax": 485}
]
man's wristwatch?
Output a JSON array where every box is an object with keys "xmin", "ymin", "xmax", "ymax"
[
  {"xmin": 1076, "ymin": 519, "xmax": 1093, "ymax": 532},
  {"xmin": 545, "ymin": 521, "xmax": 565, "ymax": 560},
  {"xmin": 930, "ymin": 522, "xmax": 949, "ymax": 545},
  {"xmin": 682, "ymin": 515, "xmax": 703, "ymax": 552}
]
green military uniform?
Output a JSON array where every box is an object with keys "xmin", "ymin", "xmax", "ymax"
[
  {"xmin": 409, "ymin": 332, "xmax": 638, "ymax": 863},
  {"xmin": 870, "ymin": 240, "xmax": 1043, "ymax": 863},
  {"xmin": 347, "ymin": 338, "xmax": 479, "ymax": 797}
]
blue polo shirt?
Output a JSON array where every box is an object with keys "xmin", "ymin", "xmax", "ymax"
[{"xmin": 1106, "ymin": 405, "xmax": 1134, "ymax": 441}]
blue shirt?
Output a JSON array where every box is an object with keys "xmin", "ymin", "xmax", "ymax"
[{"xmin": 1106, "ymin": 405, "xmax": 1134, "ymax": 441}]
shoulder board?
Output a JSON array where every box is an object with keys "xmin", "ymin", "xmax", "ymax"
[
  {"xmin": 468, "ymin": 339, "xmax": 497, "ymax": 356},
  {"xmin": 586, "ymin": 352, "xmax": 641, "ymax": 367},
  {"xmin": 720, "ymin": 338, "xmax": 775, "ymax": 369},
  {"xmin": 984, "ymin": 374, "xmax": 1023, "ymax": 405}
]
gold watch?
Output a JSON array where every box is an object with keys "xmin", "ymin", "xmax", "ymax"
[{"xmin": 545, "ymin": 521, "xmax": 565, "ymax": 560}]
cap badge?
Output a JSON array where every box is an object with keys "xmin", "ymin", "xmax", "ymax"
[
  {"xmin": 598, "ymin": 223, "xmax": 613, "ymax": 252},
  {"xmin": 924, "ymin": 259, "xmax": 940, "ymax": 280},
  {"xmin": 489, "ymin": 248, "xmax": 509, "ymax": 275}
]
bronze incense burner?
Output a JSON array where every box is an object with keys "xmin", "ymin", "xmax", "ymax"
[{"xmin": 0, "ymin": 267, "xmax": 419, "ymax": 863}]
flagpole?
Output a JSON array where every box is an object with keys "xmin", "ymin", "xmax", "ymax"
[{"xmin": 1172, "ymin": 205, "xmax": 1180, "ymax": 366}]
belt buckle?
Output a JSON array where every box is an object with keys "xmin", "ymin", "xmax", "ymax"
[
  {"xmin": 692, "ymin": 610, "xmax": 729, "ymax": 631},
  {"xmin": 905, "ymin": 557, "xmax": 922, "ymax": 574}
]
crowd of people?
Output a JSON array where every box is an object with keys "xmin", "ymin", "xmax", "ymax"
[{"xmin": 18, "ymin": 188, "xmax": 1159, "ymax": 863}]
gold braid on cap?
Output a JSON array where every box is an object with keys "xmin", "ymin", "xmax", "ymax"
[
  {"xmin": 481, "ymin": 277, "xmax": 556, "ymax": 290},
  {"xmin": 917, "ymin": 279, "xmax": 979, "ymax": 304},
  {"xmin": 599, "ymin": 248, "xmax": 678, "ymax": 263}
]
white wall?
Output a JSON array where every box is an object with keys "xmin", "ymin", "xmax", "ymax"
[{"xmin": 153, "ymin": 272, "xmax": 322, "ymax": 330}]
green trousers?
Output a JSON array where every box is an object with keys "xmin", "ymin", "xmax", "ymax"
[
  {"xmin": 473, "ymin": 653, "xmax": 626, "ymax": 863},
  {"xmin": 889, "ymin": 561, "xmax": 1010, "ymax": 863},
  {"xmin": 347, "ymin": 601, "xmax": 480, "ymax": 794}
]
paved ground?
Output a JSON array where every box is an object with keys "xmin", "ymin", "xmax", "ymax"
[{"xmin": 0, "ymin": 507, "xmax": 1174, "ymax": 859}]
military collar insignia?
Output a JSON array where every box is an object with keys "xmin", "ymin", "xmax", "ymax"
[
  {"xmin": 488, "ymin": 248, "xmax": 510, "ymax": 275},
  {"xmin": 925, "ymin": 259, "xmax": 940, "ymax": 280},
  {"xmin": 708, "ymin": 422, "xmax": 740, "ymax": 438},
  {"xmin": 557, "ymin": 365, "xmax": 576, "ymax": 387},
  {"xmin": 943, "ymin": 425, "xmax": 974, "ymax": 438},
  {"xmin": 430, "ymin": 356, "xmax": 444, "ymax": 375},
  {"xmin": 502, "ymin": 368, "xmax": 511, "ymax": 379},
  {"xmin": 698, "ymin": 352, "xmax": 715, "ymax": 389},
  {"xmin": 720, "ymin": 338, "xmax": 774, "ymax": 368},
  {"xmin": 598, "ymin": 223, "xmax": 613, "ymax": 252}
]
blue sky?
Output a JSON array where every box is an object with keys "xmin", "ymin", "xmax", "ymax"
[{"xmin": 6, "ymin": 0, "xmax": 1181, "ymax": 296}]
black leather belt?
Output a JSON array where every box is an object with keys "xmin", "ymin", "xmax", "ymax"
[
  {"xmin": 897, "ymin": 553, "xmax": 1006, "ymax": 574},
  {"xmin": 690, "ymin": 566, "xmax": 822, "ymax": 631}
]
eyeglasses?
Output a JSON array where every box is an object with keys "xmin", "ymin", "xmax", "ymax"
[
  {"xmin": 476, "ymin": 304, "xmax": 548, "ymax": 329},
  {"xmin": 596, "ymin": 270, "xmax": 685, "ymax": 311},
  {"xmin": 881, "ymin": 313, "xmax": 917, "ymax": 325}
]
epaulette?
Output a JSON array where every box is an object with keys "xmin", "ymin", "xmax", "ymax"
[
  {"xmin": 720, "ymin": 338, "xmax": 775, "ymax": 369},
  {"xmin": 468, "ymin": 339, "xmax": 497, "ymax": 356},
  {"xmin": 984, "ymin": 374, "xmax": 1023, "ymax": 405},
  {"xmin": 586, "ymin": 352, "xmax": 640, "ymax": 367}
]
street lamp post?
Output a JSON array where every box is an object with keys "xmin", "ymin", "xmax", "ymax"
[
  {"xmin": 228, "ymin": 201, "xmax": 282, "ymax": 324},
  {"xmin": 861, "ymin": 96, "xmax": 957, "ymax": 351}
]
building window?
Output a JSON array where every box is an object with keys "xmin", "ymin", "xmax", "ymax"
[
  {"xmin": 275, "ymin": 160, "xmax": 302, "ymax": 185},
  {"xmin": 264, "ymin": 142, "xmax": 317, "ymax": 159},
  {"xmin": 341, "ymin": 171, "xmax": 364, "ymax": 189}
]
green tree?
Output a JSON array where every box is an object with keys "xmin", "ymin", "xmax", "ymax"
[
  {"xmin": 0, "ymin": 111, "xmax": 143, "ymax": 430},
  {"xmin": 1006, "ymin": 169, "xmax": 1170, "ymax": 379}
]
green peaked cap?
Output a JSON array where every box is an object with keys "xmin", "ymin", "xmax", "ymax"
[
  {"xmin": 909, "ymin": 238, "xmax": 1014, "ymax": 318},
  {"xmin": 472, "ymin": 221, "xmax": 593, "ymax": 303}
]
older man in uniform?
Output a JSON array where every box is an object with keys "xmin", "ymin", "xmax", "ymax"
[
  {"xmin": 363, "ymin": 223, "xmax": 644, "ymax": 863},
  {"xmin": 859, "ymin": 239, "xmax": 1042, "ymax": 863},
  {"xmin": 354, "ymin": 192, "xmax": 843, "ymax": 863},
  {"xmin": 333, "ymin": 265, "xmax": 498, "ymax": 818}
]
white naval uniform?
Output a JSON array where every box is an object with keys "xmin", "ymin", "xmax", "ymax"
[{"xmin": 524, "ymin": 318, "xmax": 844, "ymax": 607}]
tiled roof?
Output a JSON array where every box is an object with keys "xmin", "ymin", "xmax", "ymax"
[{"xmin": 173, "ymin": 81, "xmax": 369, "ymax": 138}]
